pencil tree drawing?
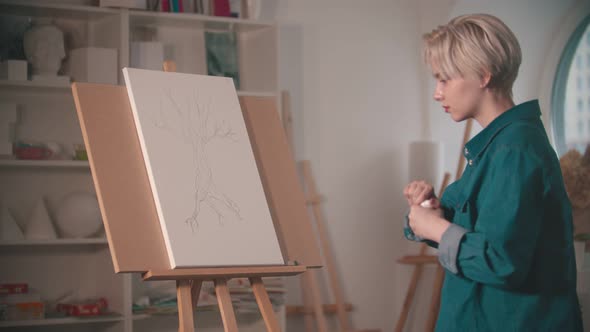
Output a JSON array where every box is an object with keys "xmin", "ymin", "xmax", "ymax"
[{"xmin": 153, "ymin": 89, "xmax": 243, "ymax": 231}]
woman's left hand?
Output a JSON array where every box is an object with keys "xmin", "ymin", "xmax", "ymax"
[{"xmin": 408, "ymin": 205, "xmax": 450, "ymax": 243}]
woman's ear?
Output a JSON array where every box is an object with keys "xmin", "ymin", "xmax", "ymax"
[{"xmin": 480, "ymin": 71, "xmax": 491, "ymax": 88}]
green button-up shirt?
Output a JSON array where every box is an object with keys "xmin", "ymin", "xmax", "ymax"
[{"xmin": 405, "ymin": 100, "xmax": 583, "ymax": 331}]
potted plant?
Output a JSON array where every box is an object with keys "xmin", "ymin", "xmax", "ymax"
[{"xmin": 560, "ymin": 146, "xmax": 590, "ymax": 270}]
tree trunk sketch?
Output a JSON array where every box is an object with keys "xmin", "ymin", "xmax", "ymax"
[{"xmin": 154, "ymin": 89, "xmax": 243, "ymax": 231}]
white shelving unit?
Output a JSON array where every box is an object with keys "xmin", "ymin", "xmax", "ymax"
[{"xmin": 0, "ymin": 1, "xmax": 280, "ymax": 331}]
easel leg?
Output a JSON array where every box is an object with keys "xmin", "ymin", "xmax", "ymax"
[
  {"xmin": 300, "ymin": 272, "xmax": 316, "ymax": 332},
  {"xmin": 215, "ymin": 278, "xmax": 239, "ymax": 332},
  {"xmin": 307, "ymin": 270, "xmax": 329, "ymax": 332},
  {"xmin": 394, "ymin": 244, "xmax": 428, "ymax": 332},
  {"xmin": 249, "ymin": 277, "xmax": 281, "ymax": 332},
  {"xmin": 425, "ymin": 265, "xmax": 445, "ymax": 332},
  {"xmin": 301, "ymin": 160, "xmax": 350, "ymax": 331},
  {"xmin": 177, "ymin": 280, "xmax": 195, "ymax": 332}
]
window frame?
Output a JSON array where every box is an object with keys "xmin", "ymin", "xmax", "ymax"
[{"xmin": 551, "ymin": 14, "xmax": 590, "ymax": 156}]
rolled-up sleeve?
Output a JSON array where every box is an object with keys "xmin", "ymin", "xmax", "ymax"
[{"xmin": 438, "ymin": 223, "xmax": 468, "ymax": 274}]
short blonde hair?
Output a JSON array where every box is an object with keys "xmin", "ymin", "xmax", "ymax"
[{"xmin": 423, "ymin": 14, "xmax": 521, "ymax": 98}]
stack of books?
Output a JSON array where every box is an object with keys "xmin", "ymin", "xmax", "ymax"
[
  {"xmin": 133, "ymin": 282, "xmax": 218, "ymax": 315},
  {"xmin": 212, "ymin": 277, "xmax": 286, "ymax": 314},
  {"xmin": 0, "ymin": 283, "xmax": 44, "ymax": 321},
  {"xmin": 132, "ymin": 277, "xmax": 286, "ymax": 315},
  {"xmin": 154, "ymin": 0, "xmax": 244, "ymax": 18}
]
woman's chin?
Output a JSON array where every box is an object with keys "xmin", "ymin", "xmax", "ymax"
[{"xmin": 449, "ymin": 113, "xmax": 469, "ymax": 123}]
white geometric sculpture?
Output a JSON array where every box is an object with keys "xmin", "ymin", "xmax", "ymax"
[
  {"xmin": 23, "ymin": 18, "xmax": 69, "ymax": 84},
  {"xmin": 0, "ymin": 60, "xmax": 27, "ymax": 81},
  {"xmin": 24, "ymin": 197, "xmax": 58, "ymax": 240},
  {"xmin": 0, "ymin": 205, "xmax": 24, "ymax": 241},
  {"xmin": 0, "ymin": 102, "xmax": 17, "ymax": 156},
  {"xmin": 54, "ymin": 192, "xmax": 102, "ymax": 238},
  {"xmin": 69, "ymin": 47, "xmax": 118, "ymax": 85}
]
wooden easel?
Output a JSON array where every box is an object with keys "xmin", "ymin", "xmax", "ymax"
[
  {"xmin": 281, "ymin": 91, "xmax": 379, "ymax": 332},
  {"xmin": 301, "ymin": 161, "xmax": 381, "ymax": 332},
  {"xmin": 279, "ymin": 91, "xmax": 329, "ymax": 332},
  {"xmin": 71, "ymin": 63, "xmax": 323, "ymax": 331},
  {"xmin": 394, "ymin": 119, "xmax": 473, "ymax": 332},
  {"xmin": 301, "ymin": 160, "xmax": 349, "ymax": 330}
]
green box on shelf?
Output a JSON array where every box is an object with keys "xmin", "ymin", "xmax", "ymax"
[{"xmin": 205, "ymin": 31, "xmax": 240, "ymax": 89}]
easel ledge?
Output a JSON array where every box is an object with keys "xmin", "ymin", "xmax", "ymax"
[{"xmin": 143, "ymin": 265, "xmax": 306, "ymax": 281}]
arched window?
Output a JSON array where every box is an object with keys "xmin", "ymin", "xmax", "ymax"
[{"xmin": 552, "ymin": 15, "xmax": 590, "ymax": 155}]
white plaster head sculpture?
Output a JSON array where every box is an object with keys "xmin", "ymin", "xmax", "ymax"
[{"xmin": 23, "ymin": 18, "xmax": 66, "ymax": 77}]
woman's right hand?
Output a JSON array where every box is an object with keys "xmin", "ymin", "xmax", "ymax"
[{"xmin": 403, "ymin": 180, "xmax": 440, "ymax": 207}]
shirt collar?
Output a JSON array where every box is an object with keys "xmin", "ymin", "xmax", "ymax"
[{"xmin": 463, "ymin": 99, "xmax": 541, "ymax": 160}]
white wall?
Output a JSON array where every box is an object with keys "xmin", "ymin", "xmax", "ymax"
[
  {"xmin": 277, "ymin": 0, "xmax": 424, "ymax": 330},
  {"xmin": 276, "ymin": 0, "xmax": 588, "ymax": 331}
]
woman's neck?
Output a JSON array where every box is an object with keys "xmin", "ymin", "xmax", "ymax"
[{"xmin": 474, "ymin": 92, "xmax": 515, "ymax": 128}]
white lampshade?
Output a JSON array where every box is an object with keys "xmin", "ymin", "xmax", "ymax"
[{"xmin": 408, "ymin": 140, "xmax": 444, "ymax": 189}]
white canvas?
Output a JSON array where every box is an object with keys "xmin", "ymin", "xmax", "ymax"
[{"xmin": 123, "ymin": 68, "xmax": 284, "ymax": 268}]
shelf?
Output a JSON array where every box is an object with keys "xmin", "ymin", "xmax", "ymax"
[
  {"xmin": 0, "ymin": 79, "xmax": 72, "ymax": 93},
  {"xmin": 0, "ymin": 159, "xmax": 90, "ymax": 168},
  {"xmin": 0, "ymin": 314, "xmax": 123, "ymax": 327},
  {"xmin": 0, "ymin": 80, "xmax": 275, "ymax": 97},
  {"xmin": 129, "ymin": 9, "xmax": 274, "ymax": 32},
  {"xmin": 236, "ymin": 90, "xmax": 277, "ymax": 98},
  {"xmin": 0, "ymin": 238, "xmax": 107, "ymax": 246},
  {"xmin": 286, "ymin": 303, "xmax": 354, "ymax": 316},
  {"xmin": 0, "ymin": 1, "xmax": 119, "ymax": 21}
]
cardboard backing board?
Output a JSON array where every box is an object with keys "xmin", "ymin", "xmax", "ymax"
[
  {"xmin": 240, "ymin": 97, "xmax": 322, "ymax": 268},
  {"xmin": 72, "ymin": 83, "xmax": 169, "ymax": 272}
]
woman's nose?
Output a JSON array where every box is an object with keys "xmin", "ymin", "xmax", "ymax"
[{"xmin": 433, "ymin": 89, "xmax": 443, "ymax": 101}]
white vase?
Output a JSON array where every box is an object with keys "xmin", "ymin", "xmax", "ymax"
[
  {"xmin": 25, "ymin": 197, "xmax": 58, "ymax": 240},
  {"xmin": 23, "ymin": 19, "xmax": 66, "ymax": 77}
]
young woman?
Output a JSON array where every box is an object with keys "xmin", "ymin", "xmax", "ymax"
[{"xmin": 403, "ymin": 14, "xmax": 583, "ymax": 331}]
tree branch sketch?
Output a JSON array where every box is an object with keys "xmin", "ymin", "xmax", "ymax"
[{"xmin": 153, "ymin": 89, "xmax": 243, "ymax": 231}]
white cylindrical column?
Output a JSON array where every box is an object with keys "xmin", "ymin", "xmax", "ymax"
[
  {"xmin": 408, "ymin": 140, "xmax": 444, "ymax": 190},
  {"xmin": 408, "ymin": 140, "xmax": 444, "ymax": 255}
]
